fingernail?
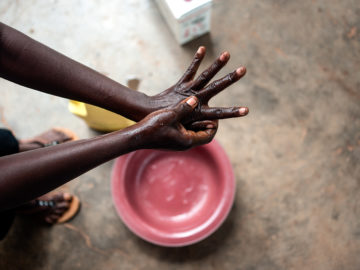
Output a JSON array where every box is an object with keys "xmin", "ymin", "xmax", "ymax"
[
  {"xmin": 220, "ymin": 51, "xmax": 229, "ymax": 61},
  {"xmin": 206, "ymin": 124, "xmax": 215, "ymax": 129},
  {"xmin": 197, "ymin": 46, "xmax": 205, "ymax": 54},
  {"xmin": 186, "ymin": 96, "xmax": 198, "ymax": 108},
  {"xmin": 236, "ymin": 66, "xmax": 246, "ymax": 75},
  {"xmin": 239, "ymin": 107, "xmax": 248, "ymax": 115}
]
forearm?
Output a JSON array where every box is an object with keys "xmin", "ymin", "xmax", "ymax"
[
  {"xmin": 0, "ymin": 22, "xmax": 151, "ymax": 121},
  {"xmin": 0, "ymin": 125, "xmax": 143, "ymax": 211},
  {"xmin": 0, "ymin": 95, "xmax": 216, "ymax": 211}
]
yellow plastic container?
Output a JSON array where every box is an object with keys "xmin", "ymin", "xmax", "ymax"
[
  {"xmin": 69, "ymin": 77, "xmax": 139, "ymax": 132},
  {"xmin": 68, "ymin": 101, "xmax": 135, "ymax": 132}
]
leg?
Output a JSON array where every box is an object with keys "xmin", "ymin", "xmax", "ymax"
[
  {"xmin": 0, "ymin": 128, "xmax": 80, "ymax": 241},
  {"xmin": 16, "ymin": 192, "xmax": 80, "ymax": 224},
  {"xmin": 0, "ymin": 129, "xmax": 19, "ymax": 240}
]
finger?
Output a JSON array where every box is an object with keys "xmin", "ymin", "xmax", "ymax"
[
  {"xmin": 186, "ymin": 120, "xmax": 218, "ymax": 131},
  {"xmin": 197, "ymin": 67, "xmax": 246, "ymax": 102},
  {"xmin": 191, "ymin": 51, "xmax": 230, "ymax": 90},
  {"xmin": 173, "ymin": 96, "xmax": 198, "ymax": 120},
  {"xmin": 184, "ymin": 128, "xmax": 217, "ymax": 147},
  {"xmin": 201, "ymin": 106, "xmax": 249, "ymax": 120},
  {"xmin": 178, "ymin": 46, "xmax": 206, "ymax": 84}
]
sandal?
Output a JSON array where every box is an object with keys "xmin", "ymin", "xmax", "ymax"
[
  {"xmin": 19, "ymin": 128, "xmax": 78, "ymax": 149},
  {"xmin": 56, "ymin": 194, "xmax": 80, "ymax": 223},
  {"xmin": 17, "ymin": 193, "xmax": 81, "ymax": 224}
]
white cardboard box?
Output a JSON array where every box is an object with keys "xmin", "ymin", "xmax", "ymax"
[{"xmin": 155, "ymin": 0, "xmax": 212, "ymax": 45}]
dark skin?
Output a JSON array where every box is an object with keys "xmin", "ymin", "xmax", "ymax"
[
  {"xmin": 0, "ymin": 22, "xmax": 249, "ymax": 211},
  {"xmin": 0, "ymin": 97, "xmax": 214, "ymax": 210},
  {"xmin": 152, "ymin": 47, "xmax": 248, "ymax": 127},
  {"xmin": 0, "ymin": 23, "xmax": 248, "ymax": 122}
]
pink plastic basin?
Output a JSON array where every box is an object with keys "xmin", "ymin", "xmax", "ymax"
[{"xmin": 111, "ymin": 140, "xmax": 235, "ymax": 247}]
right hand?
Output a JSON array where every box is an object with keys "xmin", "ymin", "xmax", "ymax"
[{"xmin": 136, "ymin": 96, "xmax": 217, "ymax": 151}]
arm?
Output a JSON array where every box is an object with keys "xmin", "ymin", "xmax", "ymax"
[
  {"xmin": 0, "ymin": 22, "xmax": 151, "ymax": 121},
  {"xmin": 0, "ymin": 97, "xmax": 215, "ymax": 211},
  {"xmin": 0, "ymin": 22, "xmax": 248, "ymax": 122}
]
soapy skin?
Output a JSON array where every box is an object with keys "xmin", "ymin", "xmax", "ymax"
[{"xmin": 0, "ymin": 22, "xmax": 248, "ymax": 210}]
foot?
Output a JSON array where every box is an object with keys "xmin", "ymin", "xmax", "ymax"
[
  {"xmin": 19, "ymin": 128, "xmax": 78, "ymax": 152},
  {"xmin": 16, "ymin": 193, "xmax": 81, "ymax": 224}
]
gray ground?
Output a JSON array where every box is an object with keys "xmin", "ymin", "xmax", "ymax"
[{"xmin": 0, "ymin": 0, "xmax": 359, "ymax": 269}]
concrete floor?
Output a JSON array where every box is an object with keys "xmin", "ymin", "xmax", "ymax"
[{"xmin": 1, "ymin": 0, "xmax": 360, "ymax": 269}]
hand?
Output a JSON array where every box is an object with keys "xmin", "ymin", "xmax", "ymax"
[
  {"xmin": 149, "ymin": 46, "xmax": 249, "ymax": 126},
  {"xmin": 137, "ymin": 96, "xmax": 216, "ymax": 151}
]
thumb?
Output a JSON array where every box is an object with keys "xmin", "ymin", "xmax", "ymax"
[{"xmin": 173, "ymin": 96, "xmax": 198, "ymax": 121}]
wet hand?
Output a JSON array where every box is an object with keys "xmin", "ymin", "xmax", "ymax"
[
  {"xmin": 137, "ymin": 96, "xmax": 216, "ymax": 151},
  {"xmin": 149, "ymin": 46, "xmax": 249, "ymax": 125}
]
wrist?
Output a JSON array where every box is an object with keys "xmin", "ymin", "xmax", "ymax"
[
  {"xmin": 137, "ymin": 92, "xmax": 154, "ymax": 117},
  {"xmin": 116, "ymin": 121, "xmax": 152, "ymax": 151},
  {"xmin": 105, "ymin": 83, "xmax": 152, "ymax": 122}
]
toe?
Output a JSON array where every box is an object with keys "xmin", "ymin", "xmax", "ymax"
[
  {"xmin": 46, "ymin": 214, "xmax": 61, "ymax": 224},
  {"xmin": 53, "ymin": 130, "xmax": 71, "ymax": 143},
  {"xmin": 56, "ymin": 201, "xmax": 70, "ymax": 210},
  {"xmin": 54, "ymin": 208, "xmax": 67, "ymax": 214},
  {"xmin": 45, "ymin": 216, "xmax": 55, "ymax": 224},
  {"xmin": 63, "ymin": 192, "xmax": 73, "ymax": 202},
  {"xmin": 52, "ymin": 192, "xmax": 73, "ymax": 202}
]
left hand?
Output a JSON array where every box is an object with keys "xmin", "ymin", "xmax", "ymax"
[{"xmin": 148, "ymin": 46, "xmax": 249, "ymax": 127}]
